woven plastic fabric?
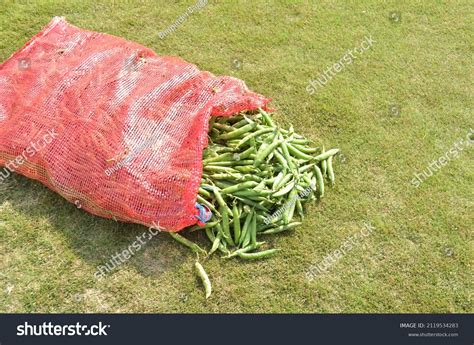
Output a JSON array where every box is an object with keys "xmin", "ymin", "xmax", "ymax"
[{"xmin": 0, "ymin": 17, "xmax": 269, "ymax": 231}]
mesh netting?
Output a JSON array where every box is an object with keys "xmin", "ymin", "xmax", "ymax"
[{"xmin": 0, "ymin": 17, "xmax": 270, "ymax": 231}]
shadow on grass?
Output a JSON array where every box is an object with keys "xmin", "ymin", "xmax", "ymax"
[{"xmin": 0, "ymin": 173, "xmax": 206, "ymax": 279}]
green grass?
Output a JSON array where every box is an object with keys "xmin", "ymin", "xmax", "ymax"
[{"xmin": 0, "ymin": 0, "xmax": 472, "ymax": 313}]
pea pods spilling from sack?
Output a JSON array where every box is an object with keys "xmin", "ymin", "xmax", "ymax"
[
  {"xmin": 169, "ymin": 108, "xmax": 340, "ymax": 298},
  {"xmin": 0, "ymin": 18, "xmax": 336, "ymax": 299}
]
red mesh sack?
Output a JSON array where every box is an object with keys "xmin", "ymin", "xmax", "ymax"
[{"xmin": 0, "ymin": 17, "xmax": 270, "ymax": 231}]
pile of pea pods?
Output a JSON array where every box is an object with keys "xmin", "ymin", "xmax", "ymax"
[{"xmin": 169, "ymin": 108, "xmax": 339, "ymax": 297}]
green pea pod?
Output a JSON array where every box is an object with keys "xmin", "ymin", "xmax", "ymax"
[
  {"xmin": 220, "ymin": 206, "xmax": 234, "ymax": 246},
  {"xmin": 198, "ymin": 187, "xmax": 211, "ymax": 198},
  {"xmin": 272, "ymin": 171, "xmax": 284, "ymax": 191},
  {"xmin": 205, "ymin": 227, "xmax": 216, "ymax": 242},
  {"xmin": 238, "ymin": 203, "xmax": 243, "ymax": 215},
  {"xmin": 251, "ymin": 211, "xmax": 257, "ymax": 247},
  {"xmin": 259, "ymin": 108, "xmax": 275, "ymax": 127},
  {"xmin": 208, "ymin": 231, "xmax": 222, "ymax": 256},
  {"xmin": 233, "ymin": 195, "xmax": 267, "ymax": 203},
  {"xmin": 283, "ymin": 189, "xmax": 298, "ymax": 224},
  {"xmin": 243, "ymin": 115, "xmax": 255, "ymax": 124},
  {"xmin": 273, "ymin": 180, "xmax": 296, "ymax": 197},
  {"xmin": 299, "ymin": 162, "xmax": 315, "ymax": 173},
  {"xmin": 286, "ymin": 142, "xmax": 315, "ymax": 161},
  {"xmin": 255, "ymin": 179, "xmax": 266, "ymax": 189},
  {"xmin": 233, "ymin": 118, "xmax": 251, "ymax": 128},
  {"xmin": 169, "ymin": 232, "xmax": 207, "ymax": 255},
  {"xmin": 203, "ymin": 150, "xmax": 218, "ymax": 159},
  {"xmin": 218, "ymin": 240, "xmax": 230, "ymax": 255},
  {"xmin": 236, "ymin": 127, "xmax": 274, "ymax": 148},
  {"xmin": 242, "ymin": 225, "xmax": 251, "ymax": 248},
  {"xmin": 195, "ymin": 262, "xmax": 212, "ymax": 298},
  {"xmin": 220, "ymin": 181, "xmax": 259, "ymax": 194},
  {"xmin": 242, "ymin": 209, "xmax": 254, "ymax": 248},
  {"xmin": 208, "ymin": 173, "xmax": 245, "ymax": 181},
  {"xmin": 235, "ymin": 197, "xmax": 269, "ymax": 212},
  {"xmin": 241, "ymin": 174, "xmax": 264, "ymax": 182},
  {"xmin": 274, "ymin": 150, "xmax": 289, "ymax": 170},
  {"xmin": 302, "ymin": 174, "xmax": 316, "ymax": 191},
  {"xmin": 321, "ymin": 146, "xmax": 327, "ymax": 175},
  {"xmin": 266, "ymin": 151, "xmax": 275, "ymax": 163},
  {"xmin": 296, "ymin": 199, "xmax": 304, "ymax": 219},
  {"xmin": 202, "ymin": 152, "xmax": 234, "ymax": 164},
  {"xmin": 238, "ymin": 248, "xmax": 280, "ymax": 260},
  {"xmin": 217, "ymin": 123, "xmax": 256, "ymax": 140},
  {"xmin": 234, "ymin": 165, "xmax": 260, "ymax": 174},
  {"xmin": 227, "ymin": 139, "xmax": 242, "ymax": 146},
  {"xmin": 314, "ymin": 148, "xmax": 340, "ymax": 162},
  {"xmin": 295, "ymin": 184, "xmax": 306, "ymax": 193},
  {"xmin": 213, "ymin": 122, "xmax": 236, "ymax": 132},
  {"xmin": 226, "ymin": 246, "xmax": 253, "ymax": 259},
  {"xmin": 204, "ymin": 166, "xmax": 239, "ymax": 173},
  {"xmin": 280, "ymin": 141, "xmax": 297, "ymax": 173},
  {"xmin": 212, "ymin": 146, "xmax": 236, "ymax": 153},
  {"xmin": 233, "ymin": 189, "xmax": 272, "ymax": 197},
  {"xmin": 327, "ymin": 156, "xmax": 335, "ymax": 185},
  {"xmin": 257, "ymin": 221, "xmax": 281, "ymax": 232},
  {"xmin": 254, "ymin": 139, "xmax": 283, "ymax": 167},
  {"xmin": 261, "ymin": 222, "xmax": 302, "ymax": 235},
  {"xmin": 292, "ymin": 143, "xmax": 320, "ymax": 154},
  {"xmin": 213, "ymin": 180, "xmax": 233, "ymax": 190},
  {"xmin": 255, "ymin": 141, "xmax": 269, "ymax": 159},
  {"xmin": 206, "ymin": 159, "xmax": 254, "ymax": 167},
  {"xmin": 188, "ymin": 221, "xmax": 219, "ymax": 232},
  {"xmin": 254, "ymin": 130, "xmax": 276, "ymax": 157},
  {"xmin": 210, "ymin": 128, "xmax": 220, "ymax": 137},
  {"xmin": 239, "ymin": 210, "xmax": 254, "ymax": 246},
  {"xmin": 212, "ymin": 188, "xmax": 232, "ymax": 214},
  {"xmin": 313, "ymin": 165, "xmax": 325, "ymax": 198},
  {"xmin": 237, "ymin": 146, "xmax": 256, "ymax": 160},
  {"xmin": 225, "ymin": 241, "xmax": 266, "ymax": 259},
  {"xmin": 201, "ymin": 183, "xmax": 219, "ymax": 191},
  {"xmin": 255, "ymin": 214, "xmax": 268, "ymax": 224},
  {"xmin": 274, "ymin": 173, "xmax": 292, "ymax": 191},
  {"xmin": 232, "ymin": 203, "xmax": 241, "ymax": 244},
  {"xmin": 265, "ymin": 176, "xmax": 276, "ymax": 185}
]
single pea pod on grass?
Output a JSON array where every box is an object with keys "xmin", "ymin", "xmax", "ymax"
[
  {"xmin": 195, "ymin": 261, "xmax": 212, "ymax": 299},
  {"xmin": 167, "ymin": 108, "xmax": 339, "ymax": 298}
]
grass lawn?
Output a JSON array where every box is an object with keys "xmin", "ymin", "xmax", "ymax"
[{"xmin": 0, "ymin": 0, "xmax": 472, "ymax": 313}]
